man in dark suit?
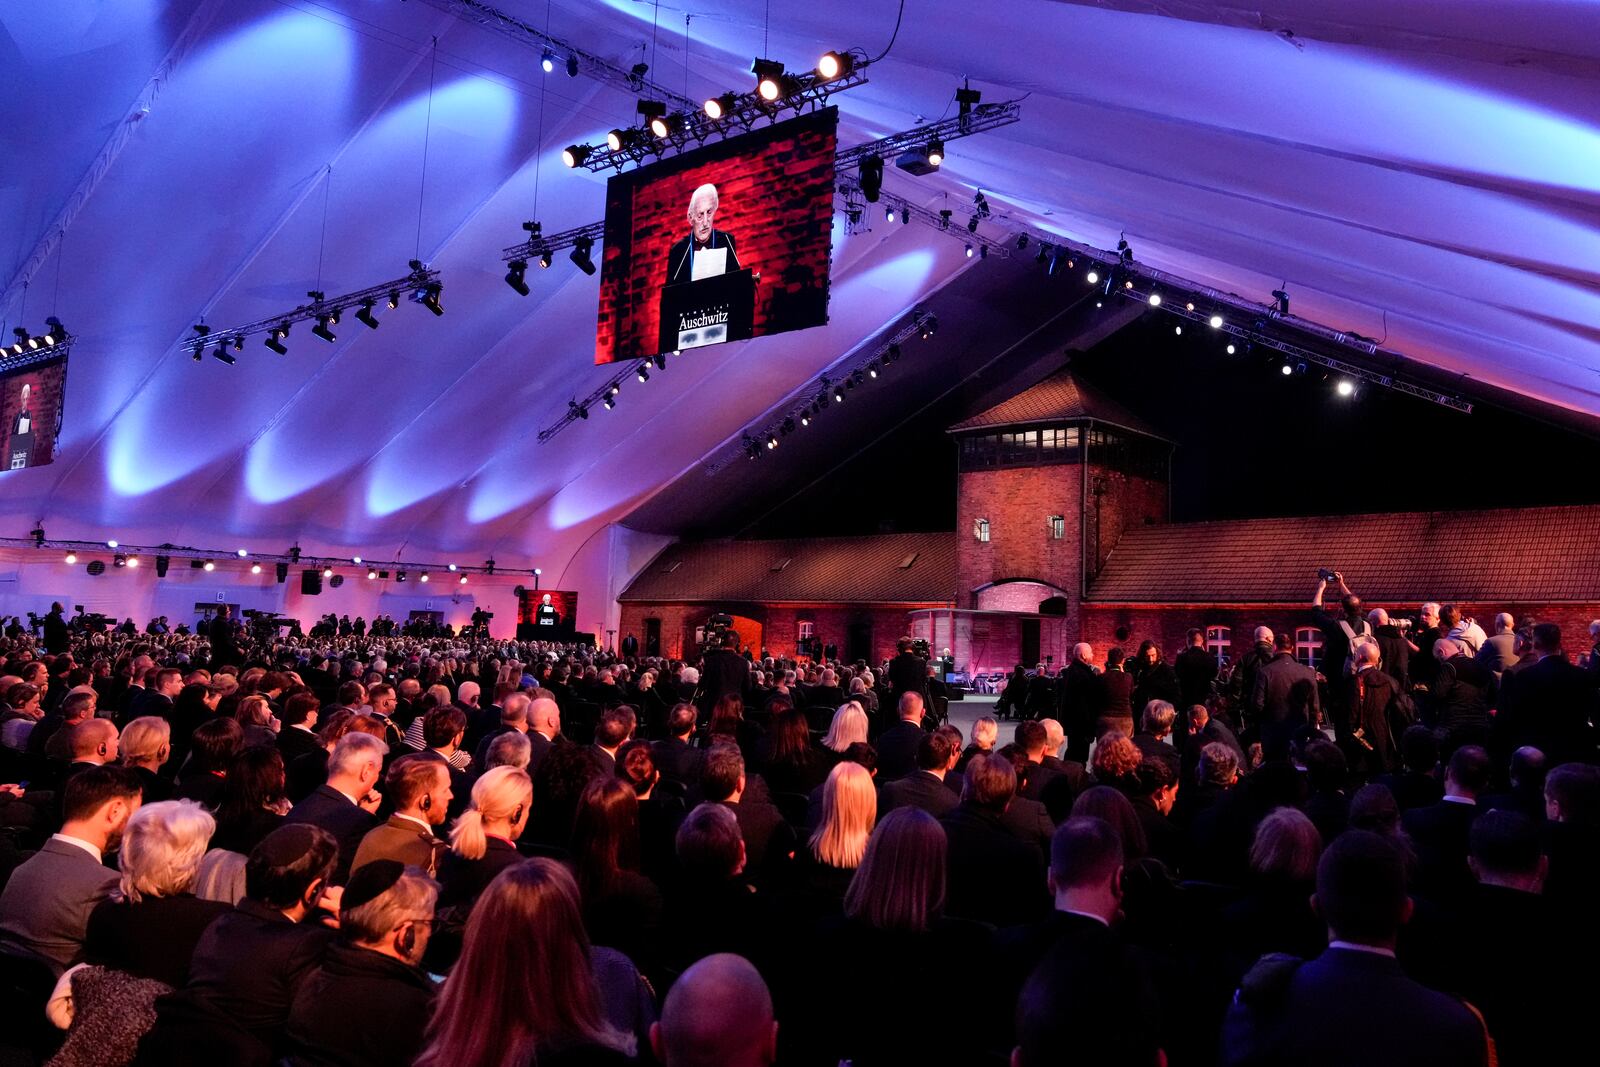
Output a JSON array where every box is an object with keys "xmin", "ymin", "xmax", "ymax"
[
  {"xmin": 887, "ymin": 637, "xmax": 927, "ymax": 706},
  {"xmin": 653, "ymin": 703, "xmax": 705, "ymax": 789},
  {"xmin": 1055, "ymin": 642, "xmax": 1100, "ymax": 761},
  {"xmin": 283, "ymin": 733, "xmax": 386, "ymax": 884},
  {"xmin": 1496, "ymin": 622, "xmax": 1597, "ymax": 765},
  {"xmin": 208, "ymin": 604, "xmax": 241, "ymax": 668},
  {"xmin": 874, "ymin": 691, "xmax": 927, "ymax": 781},
  {"xmin": 277, "ymin": 692, "xmax": 325, "ymax": 763},
  {"xmin": 1174, "ymin": 627, "xmax": 1219, "ymax": 709},
  {"xmin": 141, "ymin": 824, "xmax": 340, "ymax": 1065},
  {"xmin": 1221, "ymin": 830, "xmax": 1490, "ymax": 1067},
  {"xmin": 590, "ymin": 705, "xmax": 634, "ymax": 775},
  {"xmin": 880, "ymin": 730, "xmax": 958, "ymax": 818},
  {"xmin": 1253, "ymin": 632, "xmax": 1321, "ymax": 746},
  {"xmin": 665, "ymin": 182, "xmax": 741, "ymax": 285},
  {"xmin": 621, "ymin": 632, "xmax": 639, "ymax": 658},
  {"xmin": 698, "ymin": 633, "xmax": 749, "ymax": 716},
  {"xmin": 1402, "ymin": 745, "xmax": 1490, "ymax": 903},
  {"xmin": 1015, "ymin": 718, "xmax": 1087, "ymax": 807},
  {"xmin": 702, "ymin": 744, "xmax": 793, "ymax": 885},
  {"xmin": 940, "ymin": 753, "xmax": 1048, "ymax": 926},
  {"xmin": 0, "ymin": 766, "xmax": 139, "ymax": 973},
  {"xmin": 127, "ymin": 666, "xmax": 183, "ymax": 729},
  {"xmin": 1179, "ymin": 704, "xmax": 1245, "ymax": 786},
  {"xmin": 42, "ymin": 601, "xmax": 69, "ymax": 656}
]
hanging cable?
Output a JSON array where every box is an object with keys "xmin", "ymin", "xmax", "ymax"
[
  {"xmin": 414, "ymin": 37, "xmax": 440, "ymax": 261},
  {"xmin": 315, "ymin": 165, "xmax": 332, "ymax": 294},
  {"xmin": 871, "ymin": 0, "xmax": 907, "ymax": 63}
]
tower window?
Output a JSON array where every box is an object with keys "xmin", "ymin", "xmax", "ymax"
[
  {"xmin": 974, "ymin": 517, "xmax": 990, "ymax": 543},
  {"xmin": 1047, "ymin": 515, "xmax": 1065, "ymax": 540}
]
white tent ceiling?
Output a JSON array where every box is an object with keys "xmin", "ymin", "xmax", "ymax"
[{"xmin": 2, "ymin": 0, "xmax": 1598, "ymax": 576}]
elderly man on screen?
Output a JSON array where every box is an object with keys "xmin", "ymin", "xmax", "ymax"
[{"xmin": 667, "ymin": 182, "xmax": 741, "ymax": 284}]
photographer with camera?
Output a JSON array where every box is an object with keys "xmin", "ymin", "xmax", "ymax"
[
  {"xmin": 1313, "ymin": 570, "xmax": 1372, "ymax": 723},
  {"xmin": 1367, "ymin": 608, "xmax": 1412, "ymax": 690}
]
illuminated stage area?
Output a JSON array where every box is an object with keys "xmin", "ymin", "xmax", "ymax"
[{"xmin": 2, "ymin": 3, "xmax": 1597, "ymax": 1066}]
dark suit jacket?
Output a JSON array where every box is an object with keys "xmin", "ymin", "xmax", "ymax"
[
  {"xmin": 1402, "ymin": 799, "xmax": 1480, "ymax": 901},
  {"xmin": 1174, "ymin": 645, "xmax": 1219, "ymax": 707},
  {"xmin": 1497, "ymin": 653, "xmax": 1597, "ymax": 763},
  {"xmin": 698, "ymin": 650, "xmax": 749, "ymax": 711},
  {"xmin": 437, "ymin": 836, "xmax": 525, "ymax": 909},
  {"xmin": 283, "ymin": 785, "xmax": 379, "ymax": 884},
  {"xmin": 1254, "ymin": 653, "xmax": 1321, "ymax": 726},
  {"xmin": 285, "ymin": 941, "xmax": 435, "ymax": 1067},
  {"xmin": 652, "ymin": 737, "xmax": 704, "ymax": 788},
  {"xmin": 721, "ymin": 799, "xmax": 794, "ymax": 883},
  {"xmin": 666, "ymin": 229, "xmax": 741, "ymax": 284},
  {"xmin": 1221, "ymin": 947, "xmax": 1487, "ymax": 1067},
  {"xmin": 880, "ymin": 770, "xmax": 957, "ymax": 818},
  {"xmin": 277, "ymin": 725, "xmax": 324, "ymax": 764},
  {"xmin": 0, "ymin": 837, "xmax": 119, "ymax": 974},
  {"xmin": 85, "ymin": 894, "xmax": 231, "ymax": 988},
  {"xmin": 887, "ymin": 652, "xmax": 928, "ymax": 700},
  {"xmin": 940, "ymin": 805, "xmax": 1048, "ymax": 926},
  {"xmin": 875, "ymin": 720, "xmax": 925, "ymax": 781}
]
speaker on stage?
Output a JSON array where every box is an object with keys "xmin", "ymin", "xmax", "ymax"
[{"xmin": 301, "ymin": 568, "xmax": 322, "ymax": 595}]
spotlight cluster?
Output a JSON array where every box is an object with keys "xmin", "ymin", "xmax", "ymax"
[
  {"xmin": 717, "ymin": 311, "xmax": 935, "ymax": 470},
  {"xmin": 545, "ymin": 350, "xmax": 672, "ymax": 436},
  {"xmin": 185, "ymin": 262, "xmax": 441, "ymax": 364},
  {"xmin": 564, "ymin": 48, "xmax": 871, "ymax": 172},
  {"xmin": 500, "ymin": 221, "xmax": 605, "ymax": 293},
  {"xmin": 6, "ymin": 316, "xmax": 70, "ymax": 360}
]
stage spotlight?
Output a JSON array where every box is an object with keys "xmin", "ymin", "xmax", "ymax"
[
  {"xmin": 926, "ymin": 139, "xmax": 944, "ymax": 167},
  {"xmin": 387, "ymin": 291, "xmax": 400, "ymax": 310},
  {"xmin": 322, "ymin": 566, "xmax": 333, "ymax": 578},
  {"xmin": 43, "ymin": 317, "xmax": 67, "ymax": 345},
  {"xmin": 817, "ymin": 50, "xmax": 854, "ymax": 80},
  {"xmin": 920, "ymin": 315, "xmax": 939, "ymax": 339},
  {"xmin": 603, "ymin": 394, "xmax": 616, "ymax": 410},
  {"xmin": 193, "ymin": 323, "xmax": 212, "ymax": 339},
  {"xmin": 203, "ymin": 561, "xmax": 215, "ymax": 572},
  {"xmin": 705, "ymin": 92, "xmax": 738, "ymax": 120},
  {"xmin": 1084, "ymin": 266, "xmax": 1102, "ymax": 285},
  {"xmin": 125, "ymin": 555, "xmax": 139, "ymax": 568},
  {"xmin": 312, "ymin": 315, "xmax": 337, "ymax": 343},
  {"xmin": 459, "ymin": 575, "xmax": 468, "ymax": 584},
  {"xmin": 650, "ymin": 112, "xmax": 682, "ymax": 139},
  {"xmin": 570, "ymin": 236, "xmax": 596, "ymax": 275},
  {"xmin": 251, "ymin": 563, "xmax": 262, "ymax": 574},
  {"xmin": 505, "ymin": 259, "xmax": 530, "ymax": 296},
  {"xmin": 966, "ymin": 215, "xmax": 979, "ymax": 235},
  {"xmin": 606, "ymin": 129, "xmax": 625, "ymax": 151},
  {"xmin": 212, "ymin": 347, "xmax": 237, "ymax": 366},
  {"xmin": 346, "ymin": 302, "xmax": 375, "ymax": 330},
  {"xmin": 956, "ymin": 85, "xmax": 982, "ymax": 117},
  {"xmin": 266, "ymin": 324, "xmax": 289, "ymax": 354},
  {"xmin": 1148, "ymin": 293, "xmax": 1162, "ymax": 307},
  {"xmin": 1185, "ymin": 302, "xmax": 1196, "ymax": 312},
  {"xmin": 637, "ymin": 365, "xmax": 650, "ymax": 383},
  {"xmin": 64, "ymin": 552, "xmax": 76, "ymax": 564},
  {"xmin": 1337, "ymin": 379, "xmax": 1356, "ymax": 397},
  {"xmin": 396, "ymin": 570, "xmax": 407, "ymax": 582},
  {"xmin": 541, "ymin": 48, "xmax": 555, "ymax": 73},
  {"xmin": 637, "ymin": 97, "xmax": 666, "ymax": 122},
  {"xmin": 653, "ymin": 352, "xmax": 668, "ymax": 370},
  {"xmin": 8, "ymin": 327, "xmax": 26, "ymax": 354},
  {"xmin": 859, "ymin": 155, "xmax": 883, "ymax": 202},
  {"xmin": 884, "ymin": 206, "xmax": 896, "ymax": 223},
  {"xmin": 419, "ymin": 572, "xmax": 429, "ymax": 583},
  {"xmin": 539, "ymin": 250, "xmax": 553, "ymax": 270},
  {"xmin": 566, "ymin": 53, "xmax": 579, "ymax": 77},
  {"xmin": 965, "ymin": 244, "xmax": 974, "ymax": 258},
  {"xmin": 1272, "ymin": 288, "xmax": 1290, "ymax": 315},
  {"xmin": 868, "ymin": 361, "xmax": 879, "ymax": 378},
  {"xmin": 114, "ymin": 553, "xmax": 126, "ymax": 568},
  {"xmin": 1174, "ymin": 325, "xmax": 1183, "ymax": 336},
  {"xmin": 561, "ymin": 144, "xmax": 592, "ymax": 168},
  {"xmin": 1209, "ymin": 314, "xmax": 1225, "ymax": 329},
  {"xmin": 107, "ymin": 539, "xmax": 118, "ymax": 549},
  {"xmin": 752, "ymin": 57, "xmax": 785, "ymax": 100},
  {"xmin": 800, "ymin": 411, "xmax": 811, "ymax": 427},
  {"xmin": 1280, "ymin": 363, "xmax": 1293, "ymax": 376},
  {"xmin": 1124, "ymin": 280, "xmax": 1134, "ymax": 290},
  {"xmin": 833, "ymin": 386, "xmax": 845, "ymax": 404},
  {"xmin": 367, "ymin": 568, "xmax": 378, "ymax": 580},
  {"xmin": 420, "ymin": 283, "xmax": 444, "ymax": 316},
  {"xmin": 766, "ymin": 434, "xmax": 778, "ymax": 450},
  {"xmin": 1226, "ymin": 344, "xmax": 1237, "ymax": 354},
  {"xmin": 235, "ymin": 549, "xmax": 248, "ymax": 558}
]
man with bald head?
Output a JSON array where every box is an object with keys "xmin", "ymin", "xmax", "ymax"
[
  {"xmin": 666, "ymin": 182, "xmax": 741, "ymax": 285},
  {"xmin": 526, "ymin": 695, "xmax": 561, "ymax": 774},
  {"xmin": 650, "ymin": 953, "xmax": 776, "ymax": 1067},
  {"xmin": 1056, "ymin": 641, "xmax": 1100, "ymax": 760}
]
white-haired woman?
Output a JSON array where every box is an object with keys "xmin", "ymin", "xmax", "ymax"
[
  {"xmin": 83, "ymin": 799, "xmax": 228, "ymax": 987},
  {"xmin": 821, "ymin": 701, "xmax": 869, "ymax": 763}
]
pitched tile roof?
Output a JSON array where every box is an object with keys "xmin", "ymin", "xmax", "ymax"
[
  {"xmin": 948, "ymin": 366, "xmax": 1168, "ymax": 439},
  {"xmin": 1089, "ymin": 505, "xmax": 1600, "ymax": 603},
  {"xmin": 620, "ymin": 531, "xmax": 957, "ymax": 604}
]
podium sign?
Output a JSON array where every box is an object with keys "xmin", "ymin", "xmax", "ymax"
[{"xmin": 658, "ymin": 269, "xmax": 756, "ymax": 354}]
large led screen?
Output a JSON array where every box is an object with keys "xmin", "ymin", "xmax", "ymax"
[
  {"xmin": 595, "ymin": 107, "xmax": 837, "ymax": 364},
  {"xmin": 1, "ymin": 352, "xmax": 68, "ymax": 472}
]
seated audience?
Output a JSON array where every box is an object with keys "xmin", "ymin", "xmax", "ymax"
[
  {"xmin": 756, "ymin": 707, "xmax": 827, "ymax": 795},
  {"xmin": 1402, "ymin": 744, "xmax": 1490, "ymax": 902},
  {"xmin": 119, "ymin": 715, "xmax": 173, "ymax": 802},
  {"xmin": 664, "ymin": 803, "xmax": 763, "ymax": 976},
  {"xmin": 211, "ymin": 745, "xmax": 291, "ymax": 854},
  {"xmin": 572, "ymin": 776, "xmax": 664, "ymax": 974},
  {"xmin": 282, "ymin": 732, "xmax": 387, "ymax": 883},
  {"xmin": 1375, "ymin": 725, "xmax": 1444, "ymax": 810},
  {"xmin": 174, "ymin": 716, "xmax": 244, "ymax": 809},
  {"xmin": 875, "ymin": 691, "xmax": 927, "ymax": 781},
  {"xmin": 1221, "ymin": 830, "xmax": 1491, "ymax": 1067},
  {"xmin": 437, "ymin": 765, "xmax": 533, "ymax": 910},
  {"xmin": 284, "ymin": 860, "xmax": 440, "ymax": 1067},
  {"xmin": 1221, "ymin": 807, "xmax": 1327, "ymax": 965},
  {"xmin": 940, "ymin": 753, "xmax": 1048, "ymax": 925},
  {"xmin": 820, "ymin": 701, "xmax": 869, "ymax": 762},
  {"xmin": 0, "ymin": 765, "xmax": 142, "ymax": 973},
  {"xmin": 880, "ymin": 728, "xmax": 959, "ymax": 818},
  {"xmin": 1091, "ymin": 729, "xmax": 1144, "ymax": 795},
  {"xmin": 652, "ymin": 953, "xmax": 776, "ymax": 1067},
  {"xmin": 416, "ymin": 858, "xmax": 639, "ymax": 1067},
  {"xmin": 652, "ymin": 701, "xmax": 705, "ymax": 789},
  {"xmin": 701, "ymin": 743, "xmax": 794, "ymax": 882},
  {"xmin": 484, "ymin": 728, "xmax": 531, "ymax": 771},
  {"xmin": 957, "ymin": 714, "xmax": 998, "ymax": 772},
  {"xmin": 351, "ymin": 754, "xmax": 451, "ymax": 876},
  {"xmin": 795, "ymin": 760, "xmax": 876, "ymax": 904},
  {"xmin": 83, "ymin": 799, "xmax": 229, "ymax": 987}
]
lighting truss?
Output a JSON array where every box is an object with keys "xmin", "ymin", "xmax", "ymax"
[
  {"xmin": 182, "ymin": 262, "xmax": 440, "ymax": 361},
  {"xmin": 1, "ymin": 321, "xmax": 73, "ymax": 374},
  {"xmin": 500, "ymin": 220, "xmax": 606, "ymax": 269},
  {"xmin": 571, "ymin": 65, "xmax": 871, "ymax": 172},
  {"xmin": 838, "ymin": 184, "xmax": 1011, "ymax": 258},
  {"xmin": 703, "ymin": 310, "xmax": 932, "ymax": 475},
  {"xmin": 0, "ymin": 537, "xmax": 537, "ymax": 577},
  {"xmin": 835, "ymin": 99, "xmax": 1023, "ymax": 175},
  {"xmin": 413, "ymin": 0, "xmax": 696, "ymax": 109},
  {"xmin": 537, "ymin": 356, "xmax": 653, "ymax": 443}
]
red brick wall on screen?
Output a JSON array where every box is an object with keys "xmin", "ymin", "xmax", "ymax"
[{"xmin": 595, "ymin": 111, "xmax": 837, "ymax": 363}]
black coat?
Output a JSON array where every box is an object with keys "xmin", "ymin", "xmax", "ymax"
[
  {"xmin": 651, "ymin": 737, "xmax": 704, "ymax": 788},
  {"xmin": 285, "ymin": 942, "xmax": 435, "ymax": 1067},
  {"xmin": 1402, "ymin": 799, "xmax": 1480, "ymax": 902},
  {"xmin": 1174, "ymin": 645, "xmax": 1219, "ymax": 707},
  {"xmin": 697, "ymin": 650, "xmax": 749, "ymax": 712},
  {"xmin": 874, "ymin": 720, "xmax": 925, "ymax": 782},
  {"xmin": 437, "ymin": 835, "xmax": 524, "ymax": 909},
  {"xmin": 85, "ymin": 894, "xmax": 232, "ymax": 988},
  {"xmin": 1496, "ymin": 654, "xmax": 1597, "ymax": 764},
  {"xmin": 887, "ymin": 652, "xmax": 928, "ymax": 701},
  {"xmin": 1088, "ymin": 669, "xmax": 1135, "ymax": 728},
  {"xmin": 940, "ymin": 805, "xmax": 1047, "ymax": 926},
  {"xmin": 879, "ymin": 769, "xmax": 957, "ymax": 818},
  {"xmin": 283, "ymin": 785, "xmax": 379, "ymax": 884}
]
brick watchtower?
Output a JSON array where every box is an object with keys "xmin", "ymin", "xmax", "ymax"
[{"xmin": 946, "ymin": 366, "xmax": 1172, "ymax": 663}]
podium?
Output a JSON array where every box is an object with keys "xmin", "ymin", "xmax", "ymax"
[{"xmin": 658, "ymin": 269, "xmax": 756, "ymax": 354}]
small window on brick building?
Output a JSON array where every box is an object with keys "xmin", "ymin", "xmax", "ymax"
[
  {"xmin": 974, "ymin": 518, "xmax": 990, "ymax": 542},
  {"xmin": 1205, "ymin": 625, "xmax": 1231, "ymax": 665},
  {"xmin": 1295, "ymin": 626, "xmax": 1323, "ymax": 670},
  {"xmin": 798, "ymin": 620, "xmax": 814, "ymax": 641},
  {"xmin": 1047, "ymin": 515, "xmax": 1065, "ymax": 540}
]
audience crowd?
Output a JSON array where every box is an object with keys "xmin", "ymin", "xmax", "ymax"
[{"xmin": 0, "ymin": 585, "xmax": 1595, "ymax": 1066}]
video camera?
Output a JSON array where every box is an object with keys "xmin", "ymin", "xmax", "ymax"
[{"xmin": 911, "ymin": 638, "xmax": 931, "ymax": 659}]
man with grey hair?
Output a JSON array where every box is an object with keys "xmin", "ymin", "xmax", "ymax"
[
  {"xmin": 1057, "ymin": 641, "xmax": 1100, "ymax": 761},
  {"xmin": 1369, "ymin": 607, "xmax": 1413, "ymax": 689},
  {"xmin": 1476, "ymin": 612, "xmax": 1519, "ymax": 680},
  {"xmin": 472, "ymin": 691, "xmax": 530, "ymax": 769},
  {"xmin": 284, "ymin": 732, "xmax": 387, "ymax": 883},
  {"xmin": 667, "ymin": 182, "xmax": 741, "ymax": 284},
  {"xmin": 485, "ymin": 729, "xmax": 532, "ymax": 770},
  {"xmin": 1133, "ymin": 700, "xmax": 1182, "ymax": 777}
]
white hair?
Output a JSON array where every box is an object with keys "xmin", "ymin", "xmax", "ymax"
[
  {"xmin": 1421, "ymin": 602, "xmax": 1441, "ymax": 618},
  {"xmin": 687, "ymin": 182, "xmax": 719, "ymax": 215},
  {"xmin": 1073, "ymin": 642, "xmax": 1093, "ymax": 663},
  {"xmin": 1590, "ymin": 619, "xmax": 1600, "ymax": 639},
  {"xmin": 679, "ymin": 666, "xmax": 700, "ymax": 685},
  {"xmin": 821, "ymin": 702, "xmax": 869, "ymax": 753},
  {"xmin": 457, "ymin": 680, "xmax": 480, "ymax": 705},
  {"xmin": 119, "ymin": 800, "xmax": 216, "ymax": 903},
  {"xmin": 328, "ymin": 732, "xmax": 388, "ymax": 776}
]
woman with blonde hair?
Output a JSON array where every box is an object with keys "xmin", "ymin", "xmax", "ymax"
[
  {"xmin": 821, "ymin": 701, "xmax": 869, "ymax": 755},
  {"xmin": 438, "ymin": 766, "xmax": 533, "ymax": 909},
  {"xmin": 120, "ymin": 715, "xmax": 173, "ymax": 802},
  {"xmin": 797, "ymin": 761, "xmax": 877, "ymax": 902},
  {"xmin": 416, "ymin": 859, "xmax": 635, "ymax": 1067}
]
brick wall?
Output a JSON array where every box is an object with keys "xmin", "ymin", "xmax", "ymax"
[
  {"xmin": 957, "ymin": 465, "xmax": 1085, "ymax": 615},
  {"xmin": 1086, "ymin": 470, "xmax": 1169, "ymax": 579},
  {"xmin": 619, "ymin": 601, "xmax": 927, "ymax": 663},
  {"xmin": 595, "ymin": 110, "xmax": 837, "ymax": 363}
]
